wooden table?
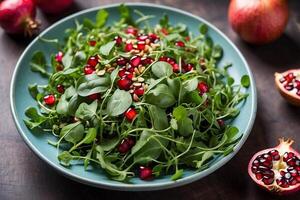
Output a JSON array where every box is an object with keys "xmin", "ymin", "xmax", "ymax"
[{"xmin": 1, "ymin": 0, "xmax": 300, "ymax": 199}]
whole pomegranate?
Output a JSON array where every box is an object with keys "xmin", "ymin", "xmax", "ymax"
[
  {"xmin": 248, "ymin": 138, "xmax": 300, "ymax": 194},
  {"xmin": 34, "ymin": 0, "xmax": 73, "ymax": 14},
  {"xmin": 275, "ymin": 69, "xmax": 300, "ymax": 106},
  {"xmin": 228, "ymin": 0, "xmax": 289, "ymax": 45},
  {"xmin": 0, "ymin": 0, "xmax": 39, "ymax": 36}
]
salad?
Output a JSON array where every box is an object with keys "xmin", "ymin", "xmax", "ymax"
[{"xmin": 24, "ymin": 5, "xmax": 250, "ymax": 182}]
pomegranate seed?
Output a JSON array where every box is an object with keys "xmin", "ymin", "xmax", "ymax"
[
  {"xmin": 89, "ymin": 40, "xmax": 97, "ymax": 46},
  {"xmin": 263, "ymin": 154, "xmax": 272, "ymax": 161},
  {"xmin": 127, "ymin": 137, "xmax": 135, "ymax": 147},
  {"xmin": 125, "ymin": 43, "xmax": 133, "ymax": 52},
  {"xmin": 137, "ymin": 41, "xmax": 146, "ymax": 50},
  {"xmin": 284, "ymin": 84, "xmax": 293, "ymax": 91},
  {"xmin": 130, "ymin": 56, "xmax": 141, "ymax": 67},
  {"xmin": 118, "ymin": 78, "xmax": 132, "ymax": 90},
  {"xmin": 44, "ymin": 94, "xmax": 55, "ymax": 105},
  {"xmin": 134, "ymin": 87, "xmax": 144, "ymax": 96},
  {"xmin": 284, "ymin": 73, "xmax": 295, "ymax": 83},
  {"xmin": 88, "ymin": 93, "xmax": 100, "ymax": 100},
  {"xmin": 294, "ymin": 80, "xmax": 300, "ymax": 90},
  {"xmin": 126, "ymin": 27, "xmax": 138, "ymax": 36},
  {"xmin": 255, "ymin": 173, "xmax": 263, "ymax": 180},
  {"xmin": 268, "ymin": 150, "xmax": 280, "ymax": 160},
  {"xmin": 217, "ymin": 119, "xmax": 225, "ymax": 127},
  {"xmin": 251, "ymin": 166, "xmax": 258, "ymax": 173},
  {"xmin": 116, "ymin": 57, "xmax": 128, "ymax": 66},
  {"xmin": 159, "ymin": 56, "xmax": 168, "ymax": 62},
  {"xmin": 56, "ymin": 84, "xmax": 64, "ymax": 93},
  {"xmin": 167, "ymin": 57, "xmax": 176, "ymax": 65},
  {"xmin": 125, "ymin": 108, "xmax": 137, "ymax": 122},
  {"xmin": 84, "ymin": 65, "xmax": 94, "ymax": 75},
  {"xmin": 175, "ymin": 41, "xmax": 185, "ymax": 47},
  {"xmin": 139, "ymin": 166, "xmax": 153, "ymax": 180},
  {"xmin": 297, "ymin": 90, "xmax": 300, "ymax": 97},
  {"xmin": 56, "ymin": 64, "xmax": 64, "ymax": 71},
  {"xmin": 263, "ymin": 170, "xmax": 274, "ymax": 178},
  {"xmin": 148, "ymin": 33, "xmax": 159, "ymax": 42},
  {"xmin": 137, "ymin": 34, "xmax": 148, "ymax": 41},
  {"xmin": 184, "ymin": 63, "xmax": 194, "ymax": 72},
  {"xmin": 284, "ymin": 152, "xmax": 295, "ymax": 162},
  {"xmin": 253, "ymin": 160, "xmax": 259, "ymax": 166},
  {"xmin": 118, "ymin": 68, "xmax": 126, "ymax": 77},
  {"xmin": 55, "ymin": 51, "xmax": 63, "ymax": 63},
  {"xmin": 287, "ymin": 158, "xmax": 296, "ymax": 166},
  {"xmin": 161, "ymin": 28, "xmax": 168, "ymax": 35},
  {"xmin": 185, "ymin": 36, "xmax": 190, "ymax": 41},
  {"xmin": 126, "ymin": 73, "xmax": 133, "ymax": 80},
  {"xmin": 141, "ymin": 57, "xmax": 154, "ymax": 65},
  {"xmin": 172, "ymin": 63, "xmax": 180, "ymax": 73},
  {"xmin": 114, "ymin": 35, "xmax": 123, "ymax": 46},
  {"xmin": 290, "ymin": 178, "xmax": 298, "ymax": 185},
  {"xmin": 87, "ymin": 56, "xmax": 98, "ymax": 68},
  {"xmin": 198, "ymin": 81, "xmax": 209, "ymax": 95},
  {"xmin": 262, "ymin": 177, "xmax": 274, "ymax": 185},
  {"xmin": 118, "ymin": 140, "xmax": 130, "ymax": 154}
]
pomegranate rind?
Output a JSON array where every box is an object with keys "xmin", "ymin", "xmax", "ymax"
[
  {"xmin": 248, "ymin": 138, "xmax": 300, "ymax": 195},
  {"xmin": 274, "ymin": 69, "xmax": 300, "ymax": 106}
]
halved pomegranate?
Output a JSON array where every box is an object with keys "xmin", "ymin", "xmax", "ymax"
[
  {"xmin": 248, "ymin": 138, "xmax": 300, "ymax": 195},
  {"xmin": 275, "ymin": 69, "xmax": 300, "ymax": 106}
]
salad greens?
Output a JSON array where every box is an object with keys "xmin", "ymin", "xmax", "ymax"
[{"xmin": 24, "ymin": 5, "xmax": 249, "ymax": 182}]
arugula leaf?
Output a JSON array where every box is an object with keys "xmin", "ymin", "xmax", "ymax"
[
  {"xmin": 30, "ymin": 51, "xmax": 48, "ymax": 77},
  {"xmin": 241, "ymin": 75, "xmax": 250, "ymax": 88},
  {"xmin": 151, "ymin": 61, "xmax": 173, "ymax": 78},
  {"xmin": 118, "ymin": 4, "xmax": 135, "ymax": 25},
  {"xmin": 24, "ymin": 107, "xmax": 47, "ymax": 129},
  {"xmin": 148, "ymin": 105, "xmax": 168, "ymax": 130},
  {"xmin": 100, "ymin": 41, "xmax": 116, "ymax": 56},
  {"xmin": 75, "ymin": 101, "xmax": 98, "ymax": 121},
  {"xmin": 77, "ymin": 74, "xmax": 110, "ymax": 96},
  {"xmin": 28, "ymin": 84, "xmax": 39, "ymax": 99},
  {"xmin": 159, "ymin": 14, "xmax": 169, "ymax": 28},
  {"xmin": 145, "ymin": 84, "xmax": 176, "ymax": 108},
  {"xmin": 60, "ymin": 122, "xmax": 85, "ymax": 144},
  {"xmin": 96, "ymin": 9, "xmax": 109, "ymax": 28}
]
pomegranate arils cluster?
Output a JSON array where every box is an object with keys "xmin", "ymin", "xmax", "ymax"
[
  {"xmin": 279, "ymin": 72, "xmax": 300, "ymax": 96},
  {"xmin": 118, "ymin": 138, "xmax": 135, "ymax": 154}
]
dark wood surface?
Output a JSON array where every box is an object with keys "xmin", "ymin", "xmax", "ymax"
[{"xmin": 1, "ymin": 0, "xmax": 300, "ymax": 199}]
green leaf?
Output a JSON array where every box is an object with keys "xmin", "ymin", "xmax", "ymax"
[
  {"xmin": 96, "ymin": 9, "xmax": 109, "ymax": 28},
  {"xmin": 225, "ymin": 126, "xmax": 239, "ymax": 143},
  {"xmin": 75, "ymin": 101, "xmax": 98, "ymax": 121},
  {"xmin": 151, "ymin": 61, "xmax": 173, "ymax": 78},
  {"xmin": 164, "ymin": 33, "xmax": 181, "ymax": 41},
  {"xmin": 212, "ymin": 45, "xmax": 223, "ymax": 59},
  {"xmin": 195, "ymin": 151, "xmax": 214, "ymax": 169},
  {"xmin": 118, "ymin": 4, "xmax": 135, "ymax": 25},
  {"xmin": 173, "ymin": 106, "xmax": 187, "ymax": 121},
  {"xmin": 199, "ymin": 24, "xmax": 208, "ymax": 35},
  {"xmin": 100, "ymin": 41, "xmax": 116, "ymax": 56},
  {"xmin": 241, "ymin": 75, "xmax": 250, "ymax": 88},
  {"xmin": 30, "ymin": 51, "xmax": 48, "ymax": 76},
  {"xmin": 58, "ymin": 151, "xmax": 73, "ymax": 167},
  {"xmin": 148, "ymin": 105, "xmax": 168, "ymax": 130},
  {"xmin": 171, "ymin": 169, "xmax": 183, "ymax": 181},
  {"xmin": 62, "ymin": 49, "xmax": 73, "ymax": 69},
  {"xmin": 24, "ymin": 107, "xmax": 47, "ymax": 129},
  {"xmin": 177, "ymin": 117, "xmax": 194, "ymax": 136},
  {"xmin": 182, "ymin": 77, "xmax": 198, "ymax": 92},
  {"xmin": 28, "ymin": 84, "xmax": 39, "ymax": 99},
  {"xmin": 167, "ymin": 77, "xmax": 181, "ymax": 98},
  {"xmin": 77, "ymin": 74, "xmax": 110, "ymax": 96},
  {"xmin": 185, "ymin": 91, "xmax": 202, "ymax": 105},
  {"xmin": 83, "ymin": 18, "xmax": 95, "ymax": 29},
  {"xmin": 60, "ymin": 122, "xmax": 85, "ymax": 144},
  {"xmin": 99, "ymin": 137, "xmax": 120, "ymax": 151},
  {"xmin": 227, "ymin": 76, "xmax": 235, "ymax": 86},
  {"xmin": 170, "ymin": 118, "xmax": 178, "ymax": 130},
  {"xmin": 56, "ymin": 86, "xmax": 76, "ymax": 115},
  {"xmin": 159, "ymin": 14, "xmax": 169, "ymax": 27},
  {"xmin": 83, "ymin": 128, "xmax": 97, "ymax": 144},
  {"xmin": 106, "ymin": 89, "xmax": 132, "ymax": 116},
  {"xmin": 145, "ymin": 84, "xmax": 176, "ymax": 108}
]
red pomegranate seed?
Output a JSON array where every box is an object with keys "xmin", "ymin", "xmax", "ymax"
[
  {"xmin": 255, "ymin": 173, "xmax": 263, "ymax": 180},
  {"xmin": 184, "ymin": 63, "xmax": 194, "ymax": 72},
  {"xmin": 175, "ymin": 41, "xmax": 185, "ymax": 47},
  {"xmin": 141, "ymin": 57, "xmax": 154, "ymax": 65},
  {"xmin": 84, "ymin": 65, "xmax": 94, "ymax": 75},
  {"xmin": 55, "ymin": 51, "xmax": 63, "ymax": 63},
  {"xmin": 126, "ymin": 73, "xmax": 133, "ymax": 80},
  {"xmin": 118, "ymin": 78, "xmax": 132, "ymax": 90},
  {"xmin": 134, "ymin": 87, "xmax": 144, "ymax": 96},
  {"xmin": 161, "ymin": 28, "xmax": 169, "ymax": 35},
  {"xmin": 130, "ymin": 56, "xmax": 141, "ymax": 67},
  {"xmin": 89, "ymin": 40, "xmax": 97, "ymax": 46},
  {"xmin": 87, "ymin": 56, "xmax": 98, "ymax": 68},
  {"xmin": 125, "ymin": 43, "xmax": 134, "ymax": 52},
  {"xmin": 284, "ymin": 83, "xmax": 293, "ymax": 91},
  {"xmin": 172, "ymin": 63, "xmax": 180, "ymax": 73},
  {"xmin": 294, "ymin": 80, "xmax": 300, "ymax": 90},
  {"xmin": 116, "ymin": 57, "xmax": 128, "ymax": 66},
  {"xmin": 148, "ymin": 33, "xmax": 159, "ymax": 42},
  {"xmin": 198, "ymin": 81, "xmax": 209, "ymax": 95},
  {"xmin": 167, "ymin": 57, "xmax": 176, "ymax": 65},
  {"xmin": 126, "ymin": 26, "xmax": 138, "ymax": 36},
  {"xmin": 253, "ymin": 160, "xmax": 259, "ymax": 166},
  {"xmin": 118, "ymin": 68, "xmax": 126, "ymax": 77},
  {"xmin": 139, "ymin": 166, "xmax": 153, "ymax": 180},
  {"xmin": 125, "ymin": 108, "xmax": 137, "ymax": 121},
  {"xmin": 114, "ymin": 35, "xmax": 123, "ymax": 46},
  {"xmin": 185, "ymin": 36, "xmax": 190, "ymax": 41},
  {"xmin": 217, "ymin": 119, "xmax": 225, "ymax": 127},
  {"xmin": 137, "ymin": 34, "xmax": 148, "ymax": 41},
  {"xmin": 284, "ymin": 73, "xmax": 295, "ymax": 83},
  {"xmin": 297, "ymin": 90, "xmax": 300, "ymax": 97},
  {"xmin": 88, "ymin": 93, "xmax": 100, "ymax": 100},
  {"xmin": 44, "ymin": 94, "xmax": 55, "ymax": 105},
  {"xmin": 268, "ymin": 150, "xmax": 280, "ymax": 160},
  {"xmin": 118, "ymin": 139, "xmax": 130, "ymax": 154},
  {"xmin": 137, "ymin": 41, "xmax": 146, "ymax": 50},
  {"xmin": 56, "ymin": 64, "xmax": 64, "ymax": 71},
  {"xmin": 262, "ymin": 177, "xmax": 274, "ymax": 185},
  {"xmin": 284, "ymin": 152, "xmax": 295, "ymax": 162},
  {"xmin": 56, "ymin": 84, "xmax": 64, "ymax": 93},
  {"xmin": 127, "ymin": 137, "xmax": 135, "ymax": 147},
  {"xmin": 251, "ymin": 166, "xmax": 258, "ymax": 173},
  {"xmin": 159, "ymin": 56, "xmax": 168, "ymax": 62}
]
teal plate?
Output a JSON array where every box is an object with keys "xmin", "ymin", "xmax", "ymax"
[{"xmin": 10, "ymin": 3, "xmax": 257, "ymax": 191}]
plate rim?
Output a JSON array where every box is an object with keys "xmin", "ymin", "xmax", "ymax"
[{"xmin": 10, "ymin": 2, "xmax": 257, "ymax": 191}]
